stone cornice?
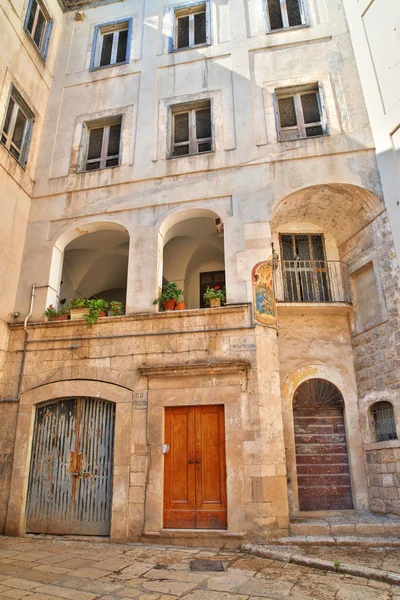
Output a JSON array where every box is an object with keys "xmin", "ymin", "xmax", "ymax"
[
  {"xmin": 139, "ymin": 361, "xmax": 251, "ymax": 378},
  {"xmin": 59, "ymin": 0, "xmax": 123, "ymax": 12}
]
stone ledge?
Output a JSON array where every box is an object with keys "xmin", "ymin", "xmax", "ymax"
[
  {"xmin": 365, "ymin": 439, "xmax": 400, "ymax": 451},
  {"xmin": 242, "ymin": 543, "xmax": 400, "ymax": 585},
  {"xmin": 139, "ymin": 360, "xmax": 251, "ymax": 378},
  {"xmin": 276, "ymin": 302, "xmax": 352, "ymax": 316}
]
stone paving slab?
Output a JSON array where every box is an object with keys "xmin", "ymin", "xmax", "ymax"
[{"xmin": 0, "ymin": 537, "xmax": 398, "ymax": 600}]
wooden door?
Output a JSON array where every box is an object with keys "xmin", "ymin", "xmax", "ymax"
[
  {"xmin": 200, "ymin": 271, "xmax": 226, "ymax": 308},
  {"xmin": 26, "ymin": 398, "xmax": 115, "ymax": 535},
  {"xmin": 164, "ymin": 405, "xmax": 227, "ymax": 529},
  {"xmin": 293, "ymin": 379, "xmax": 353, "ymax": 511}
]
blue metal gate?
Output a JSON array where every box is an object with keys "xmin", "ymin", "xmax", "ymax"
[{"xmin": 26, "ymin": 397, "xmax": 115, "ymax": 535}]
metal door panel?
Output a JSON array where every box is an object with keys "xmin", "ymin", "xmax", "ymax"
[{"xmin": 26, "ymin": 397, "xmax": 115, "ymax": 536}]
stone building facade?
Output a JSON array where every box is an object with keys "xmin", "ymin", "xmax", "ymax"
[{"xmin": 0, "ymin": 0, "xmax": 399, "ymax": 545}]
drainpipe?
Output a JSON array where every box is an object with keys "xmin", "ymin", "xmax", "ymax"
[{"xmin": 17, "ymin": 284, "xmax": 49, "ymax": 401}]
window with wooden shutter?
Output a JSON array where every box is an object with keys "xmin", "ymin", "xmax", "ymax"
[
  {"xmin": 80, "ymin": 116, "xmax": 122, "ymax": 172},
  {"xmin": 274, "ymin": 83, "xmax": 328, "ymax": 141},
  {"xmin": 171, "ymin": 3, "xmax": 210, "ymax": 51},
  {"xmin": 1, "ymin": 86, "xmax": 34, "ymax": 167},
  {"xmin": 24, "ymin": 0, "xmax": 53, "ymax": 60},
  {"xmin": 265, "ymin": 0, "xmax": 308, "ymax": 32},
  {"xmin": 91, "ymin": 20, "xmax": 132, "ymax": 70},
  {"xmin": 171, "ymin": 101, "xmax": 213, "ymax": 157}
]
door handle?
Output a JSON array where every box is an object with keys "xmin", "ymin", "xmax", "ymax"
[
  {"xmin": 188, "ymin": 459, "xmax": 194, "ymax": 464},
  {"xmin": 70, "ymin": 472, "xmax": 79, "ymax": 477},
  {"xmin": 195, "ymin": 458, "xmax": 201, "ymax": 464}
]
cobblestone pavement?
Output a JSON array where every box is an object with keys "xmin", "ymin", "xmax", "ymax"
[{"xmin": 0, "ymin": 536, "xmax": 398, "ymax": 600}]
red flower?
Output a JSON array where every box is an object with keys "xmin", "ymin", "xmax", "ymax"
[
  {"xmin": 49, "ymin": 304, "xmax": 53, "ymax": 308},
  {"xmin": 214, "ymin": 286, "xmax": 220, "ymax": 290}
]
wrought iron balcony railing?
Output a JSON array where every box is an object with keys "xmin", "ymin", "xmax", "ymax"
[{"xmin": 273, "ymin": 260, "xmax": 351, "ymax": 304}]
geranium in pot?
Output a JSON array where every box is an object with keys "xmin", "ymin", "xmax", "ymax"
[
  {"xmin": 153, "ymin": 282, "xmax": 182, "ymax": 311},
  {"xmin": 203, "ymin": 285, "xmax": 226, "ymax": 308},
  {"xmin": 83, "ymin": 298, "xmax": 109, "ymax": 325},
  {"xmin": 67, "ymin": 298, "xmax": 89, "ymax": 320},
  {"xmin": 45, "ymin": 305, "xmax": 69, "ymax": 322},
  {"xmin": 108, "ymin": 301, "xmax": 124, "ymax": 316}
]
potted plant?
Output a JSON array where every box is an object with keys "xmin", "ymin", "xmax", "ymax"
[
  {"xmin": 45, "ymin": 305, "xmax": 69, "ymax": 322},
  {"xmin": 67, "ymin": 298, "xmax": 89, "ymax": 320},
  {"xmin": 108, "ymin": 301, "xmax": 124, "ymax": 316},
  {"xmin": 153, "ymin": 282, "xmax": 182, "ymax": 311},
  {"xmin": 203, "ymin": 285, "xmax": 226, "ymax": 308},
  {"xmin": 176, "ymin": 291, "xmax": 186, "ymax": 311},
  {"xmin": 88, "ymin": 298, "xmax": 109, "ymax": 317}
]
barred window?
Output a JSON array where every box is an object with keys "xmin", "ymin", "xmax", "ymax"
[
  {"xmin": 275, "ymin": 83, "xmax": 328, "ymax": 141},
  {"xmin": 371, "ymin": 402, "xmax": 397, "ymax": 442},
  {"xmin": 1, "ymin": 86, "xmax": 34, "ymax": 167},
  {"xmin": 172, "ymin": 3, "xmax": 210, "ymax": 51},
  {"xmin": 91, "ymin": 20, "xmax": 131, "ymax": 70},
  {"xmin": 80, "ymin": 116, "xmax": 122, "ymax": 172},
  {"xmin": 171, "ymin": 101, "xmax": 213, "ymax": 157},
  {"xmin": 24, "ymin": 0, "xmax": 53, "ymax": 60},
  {"xmin": 265, "ymin": 0, "xmax": 308, "ymax": 32}
]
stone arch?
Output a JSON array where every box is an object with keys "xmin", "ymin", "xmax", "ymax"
[
  {"xmin": 271, "ymin": 183, "xmax": 383, "ymax": 247},
  {"xmin": 281, "ymin": 365, "xmax": 368, "ymax": 514},
  {"xmin": 157, "ymin": 207, "xmax": 226, "ymax": 308},
  {"xmin": 47, "ymin": 220, "xmax": 131, "ymax": 312},
  {"xmin": 6, "ymin": 379, "xmax": 132, "ymax": 541}
]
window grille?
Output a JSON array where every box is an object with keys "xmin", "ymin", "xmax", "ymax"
[
  {"xmin": 82, "ymin": 117, "xmax": 122, "ymax": 172},
  {"xmin": 265, "ymin": 0, "xmax": 308, "ymax": 31},
  {"xmin": 172, "ymin": 3, "xmax": 210, "ymax": 51},
  {"xmin": 91, "ymin": 20, "xmax": 131, "ymax": 70},
  {"xmin": 274, "ymin": 83, "xmax": 328, "ymax": 141},
  {"xmin": 24, "ymin": 0, "xmax": 53, "ymax": 60},
  {"xmin": 1, "ymin": 86, "xmax": 34, "ymax": 166},
  {"xmin": 171, "ymin": 101, "xmax": 212, "ymax": 157},
  {"xmin": 372, "ymin": 402, "xmax": 397, "ymax": 442}
]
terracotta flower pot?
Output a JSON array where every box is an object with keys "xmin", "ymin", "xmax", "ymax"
[
  {"xmin": 209, "ymin": 298, "xmax": 221, "ymax": 307},
  {"xmin": 162, "ymin": 299, "xmax": 176, "ymax": 311},
  {"xmin": 98, "ymin": 311, "xmax": 107, "ymax": 317},
  {"xmin": 49, "ymin": 314, "xmax": 69, "ymax": 322},
  {"xmin": 70, "ymin": 307, "xmax": 89, "ymax": 320},
  {"xmin": 175, "ymin": 302, "xmax": 186, "ymax": 310}
]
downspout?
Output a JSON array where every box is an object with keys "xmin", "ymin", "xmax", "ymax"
[{"xmin": 17, "ymin": 284, "xmax": 49, "ymax": 401}]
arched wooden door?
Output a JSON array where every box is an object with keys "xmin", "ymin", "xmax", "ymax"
[
  {"xmin": 26, "ymin": 397, "xmax": 115, "ymax": 535},
  {"xmin": 293, "ymin": 379, "xmax": 353, "ymax": 511}
]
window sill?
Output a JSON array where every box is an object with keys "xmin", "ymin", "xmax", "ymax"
[
  {"xmin": 0, "ymin": 142, "xmax": 26, "ymax": 170},
  {"xmin": 90, "ymin": 60, "xmax": 129, "ymax": 73},
  {"xmin": 169, "ymin": 42, "xmax": 211, "ymax": 53},
  {"xmin": 167, "ymin": 149, "xmax": 214, "ymax": 160},
  {"xmin": 78, "ymin": 163, "xmax": 121, "ymax": 174},
  {"xmin": 278, "ymin": 134, "xmax": 329, "ymax": 142},
  {"xmin": 266, "ymin": 23, "xmax": 309, "ymax": 35},
  {"xmin": 365, "ymin": 439, "xmax": 400, "ymax": 451}
]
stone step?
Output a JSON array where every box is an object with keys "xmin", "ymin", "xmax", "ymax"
[
  {"xmin": 289, "ymin": 519, "xmax": 400, "ymax": 537},
  {"xmin": 271, "ymin": 535, "xmax": 400, "ymax": 547}
]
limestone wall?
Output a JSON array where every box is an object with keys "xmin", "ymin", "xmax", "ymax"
[
  {"xmin": 1, "ymin": 306, "xmax": 290, "ymax": 543},
  {"xmin": 366, "ymin": 445, "xmax": 400, "ymax": 515},
  {"xmin": 0, "ymin": 402, "xmax": 18, "ymax": 533}
]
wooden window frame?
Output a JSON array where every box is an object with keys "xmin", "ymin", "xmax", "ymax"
[
  {"xmin": 24, "ymin": 0, "xmax": 53, "ymax": 61},
  {"xmin": 273, "ymin": 82, "xmax": 329, "ymax": 141},
  {"xmin": 79, "ymin": 115, "xmax": 123, "ymax": 172},
  {"xmin": 169, "ymin": 1, "xmax": 211, "ymax": 52},
  {"xmin": 90, "ymin": 19, "xmax": 133, "ymax": 71},
  {"xmin": 264, "ymin": 0, "xmax": 309, "ymax": 33},
  {"xmin": 170, "ymin": 100, "xmax": 213, "ymax": 157},
  {"xmin": 1, "ymin": 86, "xmax": 34, "ymax": 167}
]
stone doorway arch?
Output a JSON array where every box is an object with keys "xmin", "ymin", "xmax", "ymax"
[{"xmin": 293, "ymin": 378, "xmax": 353, "ymax": 511}]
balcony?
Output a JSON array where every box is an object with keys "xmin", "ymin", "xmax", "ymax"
[{"xmin": 273, "ymin": 260, "xmax": 351, "ymax": 310}]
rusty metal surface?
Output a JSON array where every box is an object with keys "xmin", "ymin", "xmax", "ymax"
[{"xmin": 26, "ymin": 397, "xmax": 115, "ymax": 535}]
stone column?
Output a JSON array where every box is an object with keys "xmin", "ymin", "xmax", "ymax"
[
  {"xmin": 126, "ymin": 227, "xmax": 162, "ymax": 314},
  {"xmin": 253, "ymin": 324, "xmax": 289, "ymax": 538}
]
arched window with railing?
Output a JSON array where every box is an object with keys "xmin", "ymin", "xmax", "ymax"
[{"xmin": 371, "ymin": 401, "xmax": 397, "ymax": 442}]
